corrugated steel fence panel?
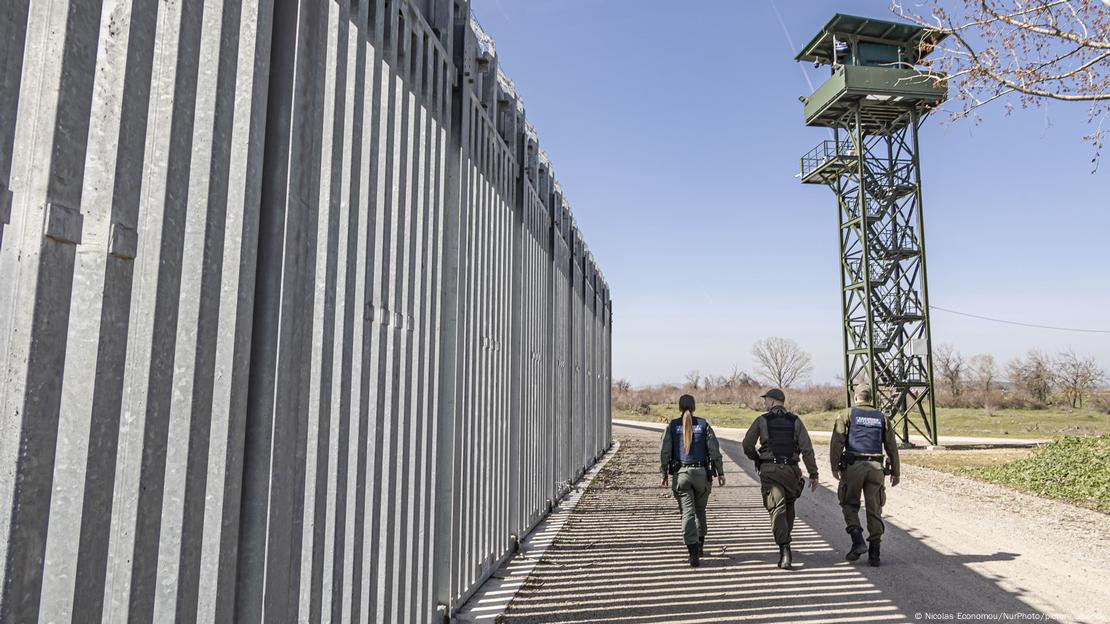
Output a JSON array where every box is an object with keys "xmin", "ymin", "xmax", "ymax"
[
  {"xmin": 550, "ymin": 201, "xmax": 573, "ymax": 492},
  {"xmin": 0, "ymin": 0, "xmax": 611, "ymax": 622},
  {"xmin": 571, "ymin": 229, "xmax": 587, "ymax": 474},
  {"xmin": 0, "ymin": 1, "xmax": 272, "ymax": 623},
  {"xmin": 514, "ymin": 128, "xmax": 555, "ymax": 535}
]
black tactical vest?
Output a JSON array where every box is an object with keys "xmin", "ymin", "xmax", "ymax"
[{"xmin": 763, "ymin": 411, "xmax": 797, "ymax": 458}]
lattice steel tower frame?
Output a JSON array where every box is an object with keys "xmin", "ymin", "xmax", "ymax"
[{"xmin": 797, "ymin": 15, "xmax": 948, "ymax": 445}]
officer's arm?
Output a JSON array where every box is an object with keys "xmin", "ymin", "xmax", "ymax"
[
  {"xmin": 883, "ymin": 417, "xmax": 901, "ymax": 478},
  {"xmin": 795, "ymin": 419, "xmax": 819, "ymax": 478},
  {"xmin": 829, "ymin": 413, "xmax": 848, "ymax": 473},
  {"xmin": 660, "ymin": 425, "xmax": 673, "ymax": 477},
  {"xmin": 705, "ymin": 424, "xmax": 725, "ymax": 476},
  {"xmin": 741, "ymin": 419, "xmax": 761, "ymax": 461}
]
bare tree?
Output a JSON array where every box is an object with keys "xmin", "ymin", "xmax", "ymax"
[
  {"xmin": 969, "ymin": 353, "xmax": 998, "ymax": 393},
  {"xmin": 935, "ymin": 344, "xmax": 967, "ymax": 399},
  {"xmin": 683, "ymin": 370, "xmax": 701, "ymax": 391},
  {"xmin": 613, "ymin": 379, "xmax": 632, "ymax": 394},
  {"xmin": 751, "ymin": 337, "xmax": 813, "ymax": 389},
  {"xmin": 703, "ymin": 374, "xmax": 720, "ymax": 392},
  {"xmin": 1007, "ymin": 350, "xmax": 1055, "ymax": 403},
  {"xmin": 1054, "ymin": 348, "xmax": 1105, "ymax": 407},
  {"xmin": 893, "ymin": 0, "xmax": 1110, "ymax": 167},
  {"xmin": 724, "ymin": 364, "xmax": 756, "ymax": 389}
]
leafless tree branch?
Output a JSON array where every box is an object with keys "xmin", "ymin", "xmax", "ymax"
[{"xmin": 892, "ymin": 0, "xmax": 1110, "ymax": 167}]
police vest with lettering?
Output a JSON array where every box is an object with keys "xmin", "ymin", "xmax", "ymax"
[
  {"xmin": 670, "ymin": 417, "xmax": 708, "ymax": 464},
  {"xmin": 762, "ymin": 411, "xmax": 797, "ymax": 458},
  {"xmin": 846, "ymin": 406, "xmax": 885, "ymax": 456}
]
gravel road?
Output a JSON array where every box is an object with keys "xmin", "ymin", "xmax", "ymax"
[{"xmin": 496, "ymin": 424, "xmax": 1110, "ymax": 624}]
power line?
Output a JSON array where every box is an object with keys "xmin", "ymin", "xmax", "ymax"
[{"xmin": 931, "ymin": 305, "xmax": 1110, "ymax": 334}]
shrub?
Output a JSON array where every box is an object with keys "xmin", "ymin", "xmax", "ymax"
[
  {"xmin": 974, "ymin": 435, "xmax": 1110, "ymax": 512},
  {"xmin": 1090, "ymin": 391, "xmax": 1110, "ymax": 415},
  {"xmin": 790, "ymin": 385, "xmax": 846, "ymax": 414}
]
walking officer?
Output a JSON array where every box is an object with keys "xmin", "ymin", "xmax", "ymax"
[
  {"xmin": 830, "ymin": 387, "xmax": 901, "ymax": 567},
  {"xmin": 660, "ymin": 394, "xmax": 725, "ymax": 567},
  {"xmin": 741, "ymin": 388, "xmax": 819, "ymax": 570}
]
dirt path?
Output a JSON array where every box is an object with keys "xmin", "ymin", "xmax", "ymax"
[{"xmin": 494, "ymin": 424, "xmax": 1110, "ymax": 624}]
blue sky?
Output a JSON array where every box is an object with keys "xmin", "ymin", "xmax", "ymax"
[{"xmin": 471, "ymin": 0, "xmax": 1110, "ymax": 386}]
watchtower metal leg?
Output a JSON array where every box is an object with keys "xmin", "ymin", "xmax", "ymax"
[{"xmin": 833, "ymin": 109, "xmax": 938, "ymax": 446}]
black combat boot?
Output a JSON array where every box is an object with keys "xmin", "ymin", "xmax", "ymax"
[
  {"xmin": 868, "ymin": 540, "xmax": 881, "ymax": 567},
  {"xmin": 687, "ymin": 543, "xmax": 700, "ymax": 567},
  {"xmin": 777, "ymin": 544, "xmax": 792, "ymax": 570},
  {"xmin": 846, "ymin": 527, "xmax": 868, "ymax": 561},
  {"xmin": 698, "ymin": 537, "xmax": 705, "ymax": 556}
]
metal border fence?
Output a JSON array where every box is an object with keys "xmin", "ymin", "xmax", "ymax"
[{"xmin": 0, "ymin": 1, "xmax": 612, "ymax": 622}]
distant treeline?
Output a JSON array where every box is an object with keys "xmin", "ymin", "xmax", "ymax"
[
  {"xmin": 612, "ymin": 340, "xmax": 1109, "ymax": 414},
  {"xmin": 934, "ymin": 346, "xmax": 1106, "ymax": 411}
]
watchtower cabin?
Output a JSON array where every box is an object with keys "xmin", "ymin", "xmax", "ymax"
[{"xmin": 797, "ymin": 14, "xmax": 948, "ymax": 185}]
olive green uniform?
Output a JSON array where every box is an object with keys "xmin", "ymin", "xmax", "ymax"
[
  {"xmin": 741, "ymin": 408, "xmax": 819, "ymax": 546},
  {"xmin": 660, "ymin": 423, "xmax": 725, "ymax": 545},
  {"xmin": 829, "ymin": 403, "xmax": 901, "ymax": 541}
]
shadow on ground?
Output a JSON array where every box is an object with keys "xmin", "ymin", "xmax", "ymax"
[{"xmin": 492, "ymin": 424, "xmax": 1051, "ymax": 624}]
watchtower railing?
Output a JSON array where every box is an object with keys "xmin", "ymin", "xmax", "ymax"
[{"xmin": 800, "ymin": 139, "xmax": 856, "ymax": 182}]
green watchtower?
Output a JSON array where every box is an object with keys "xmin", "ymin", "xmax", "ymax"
[{"xmin": 797, "ymin": 14, "xmax": 948, "ymax": 446}]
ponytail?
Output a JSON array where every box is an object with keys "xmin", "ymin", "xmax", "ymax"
[
  {"xmin": 682, "ymin": 410, "xmax": 694, "ymax": 455},
  {"xmin": 678, "ymin": 394, "xmax": 696, "ymax": 455}
]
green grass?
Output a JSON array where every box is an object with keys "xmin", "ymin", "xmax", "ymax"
[
  {"xmin": 971, "ymin": 435, "xmax": 1110, "ymax": 512},
  {"xmin": 614, "ymin": 403, "xmax": 1110, "ymax": 439}
]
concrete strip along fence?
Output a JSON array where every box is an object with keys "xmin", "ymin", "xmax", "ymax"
[{"xmin": 0, "ymin": 1, "xmax": 612, "ymax": 622}]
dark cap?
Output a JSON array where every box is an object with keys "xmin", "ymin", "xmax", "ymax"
[{"xmin": 760, "ymin": 388, "xmax": 786, "ymax": 402}]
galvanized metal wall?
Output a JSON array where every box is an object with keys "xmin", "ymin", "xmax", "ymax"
[
  {"xmin": 0, "ymin": 0, "xmax": 611, "ymax": 623},
  {"xmin": 0, "ymin": 0, "xmax": 272, "ymax": 622}
]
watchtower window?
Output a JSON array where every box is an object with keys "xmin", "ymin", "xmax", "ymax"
[{"xmin": 858, "ymin": 42, "xmax": 902, "ymax": 67}]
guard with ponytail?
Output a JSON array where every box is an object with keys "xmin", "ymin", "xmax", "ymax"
[{"xmin": 660, "ymin": 394, "xmax": 725, "ymax": 567}]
